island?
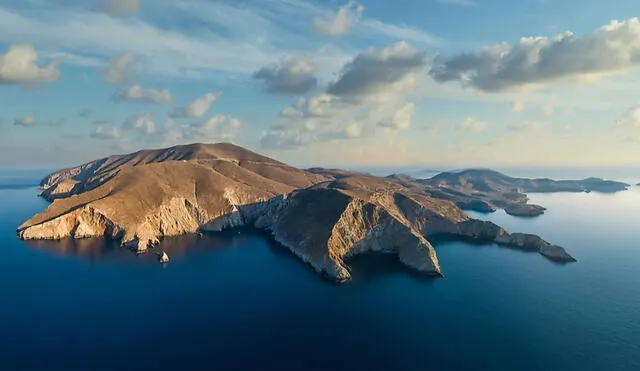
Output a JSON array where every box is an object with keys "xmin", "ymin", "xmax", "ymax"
[
  {"xmin": 389, "ymin": 169, "xmax": 629, "ymax": 216},
  {"xmin": 18, "ymin": 143, "xmax": 580, "ymax": 282}
]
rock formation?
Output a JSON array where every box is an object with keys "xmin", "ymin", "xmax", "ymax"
[{"xmin": 18, "ymin": 143, "xmax": 577, "ymax": 282}]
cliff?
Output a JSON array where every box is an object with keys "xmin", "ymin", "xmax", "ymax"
[{"xmin": 18, "ymin": 143, "xmax": 576, "ymax": 281}]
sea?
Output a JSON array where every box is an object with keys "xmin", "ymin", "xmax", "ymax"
[{"xmin": 1, "ymin": 167, "xmax": 639, "ymax": 371}]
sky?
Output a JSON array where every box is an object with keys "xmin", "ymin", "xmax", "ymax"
[{"xmin": 0, "ymin": 0, "xmax": 639, "ymax": 169}]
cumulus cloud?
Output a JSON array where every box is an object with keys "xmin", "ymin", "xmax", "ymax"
[
  {"xmin": 616, "ymin": 106, "xmax": 640, "ymax": 129},
  {"xmin": 262, "ymin": 42, "xmax": 424, "ymax": 149},
  {"xmin": 103, "ymin": 0, "xmax": 140, "ymax": 15},
  {"xmin": 104, "ymin": 52, "xmax": 135, "ymax": 84},
  {"xmin": 376, "ymin": 103, "xmax": 414, "ymax": 130},
  {"xmin": 181, "ymin": 115, "xmax": 242, "ymax": 142},
  {"xmin": 0, "ymin": 44, "xmax": 60, "ymax": 84},
  {"xmin": 313, "ymin": 2, "xmax": 364, "ymax": 36},
  {"xmin": 13, "ymin": 113, "xmax": 36, "ymax": 127},
  {"xmin": 457, "ymin": 116, "xmax": 488, "ymax": 133},
  {"xmin": 90, "ymin": 125, "xmax": 122, "ymax": 140},
  {"xmin": 115, "ymin": 84, "xmax": 173, "ymax": 104},
  {"xmin": 171, "ymin": 92, "xmax": 220, "ymax": 118},
  {"xmin": 253, "ymin": 56, "xmax": 318, "ymax": 95},
  {"xmin": 327, "ymin": 41, "xmax": 427, "ymax": 99},
  {"xmin": 430, "ymin": 18, "xmax": 640, "ymax": 92},
  {"xmin": 122, "ymin": 112, "xmax": 156, "ymax": 134}
]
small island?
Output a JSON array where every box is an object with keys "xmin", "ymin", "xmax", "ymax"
[{"xmin": 16, "ymin": 143, "xmax": 598, "ymax": 282}]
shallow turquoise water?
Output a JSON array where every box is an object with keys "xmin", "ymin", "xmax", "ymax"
[{"xmin": 0, "ymin": 171, "xmax": 639, "ymax": 371}]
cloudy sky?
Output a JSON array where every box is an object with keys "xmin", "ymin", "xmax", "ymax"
[{"xmin": 0, "ymin": 0, "xmax": 639, "ymax": 168}]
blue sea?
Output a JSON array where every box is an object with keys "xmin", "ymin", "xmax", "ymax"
[{"xmin": 1, "ymin": 168, "xmax": 639, "ymax": 371}]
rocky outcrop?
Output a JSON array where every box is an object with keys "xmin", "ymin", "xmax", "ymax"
[
  {"xmin": 504, "ymin": 204, "xmax": 546, "ymax": 217},
  {"xmin": 495, "ymin": 233, "xmax": 576, "ymax": 262},
  {"xmin": 18, "ymin": 143, "xmax": 577, "ymax": 282}
]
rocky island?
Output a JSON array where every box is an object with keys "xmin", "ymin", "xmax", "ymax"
[
  {"xmin": 389, "ymin": 169, "xmax": 629, "ymax": 216},
  {"xmin": 18, "ymin": 143, "xmax": 578, "ymax": 282}
]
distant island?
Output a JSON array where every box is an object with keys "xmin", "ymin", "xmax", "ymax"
[
  {"xmin": 389, "ymin": 169, "xmax": 629, "ymax": 217},
  {"xmin": 18, "ymin": 143, "xmax": 626, "ymax": 282}
]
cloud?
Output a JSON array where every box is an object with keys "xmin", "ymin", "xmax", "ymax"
[
  {"xmin": 313, "ymin": 2, "xmax": 364, "ymax": 36},
  {"xmin": 436, "ymin": 0, "xmax": 477, "ymax": 6},
  {"xmin": 104, "ymin": 52, "xmax": 135, "ymax": 84},
  {"xmin": 0, "ymin": 44, "xmax": 60, "ymax": 84},
  {"xmin": 171, "ymin": 92, "xmax": 220, "ymax": 118},
  {"xmin": 122, "ymin": 112, "xmax": 156, "ymax": 134},
  {"xmin": 0, "ymin": 1, "xmax": 440, "ymax": 83},
  {"xmin": 327, "ymin": 41, "xmax": 427, "ymax": 99},
  {"xmin": 457, "ymin": 116, "xmax": 488, "ymax": 133},
  {"xmin": 262, "ymin": 42, "xmax": 425, "ymax": 149},
  {"xmin": 376, "ymin": 103, "xmax": 414, "ymax": 130},
  {"xmin": 103, "ymin": 0, "xmax": 140, "ymax": 15},
  {"xmin": 430, "ymin": 18, "xmax": 640, "ymax": 92},
  {"xmin": 510, "ymin": 98, "xmax": 525, "ymax": 113},
  {"xmin": 115, "ymin": 84, "xmax": 173, "ymax": 104},
  {"xmin": 127, "ymin": 114, "xmax": 242, "ymax": 146},
  {"xmin": 616, "ymin": 106, "xmax": 640, "ymax": 129},
  {"xmin": 509, "ymin": 97, "xmax": 556, "ymax": 115},
  {"xmin": 90, "ymin": 125, "xmax": 122, "ymax": 140},
  {"xmin": 254, "ymin": 55, "xmax": 318, "ymax": 95},
  {"xmin": 181, "ymin": 115, "xmax": 242, "ymax": 142},
  {"xmin": 13, "ymin": 113, "xmax": 36, "ymax": 127}
]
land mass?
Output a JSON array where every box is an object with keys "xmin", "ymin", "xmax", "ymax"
[
  {"xmin": 388, "ymin": 169, "xmax": 629, "ymax": 216},
  {"xmin": 18, "ymin": 143, "xmax": 580, "ymax": 282}
]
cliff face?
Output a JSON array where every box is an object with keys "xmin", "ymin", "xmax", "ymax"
[{"xmin": 18, "ymin": 143, "xmax": 576, "ymax": 282}]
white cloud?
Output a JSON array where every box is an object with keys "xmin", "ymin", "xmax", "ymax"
[
  {"xmin": 171, "ymin": 92, "xmax": 220, "ymax": 118},
  {"xmin": 13, "ymin": 113, "xmax": 36, "ymax": 127},
  {"xmin": 181, "ymin": 115, "xmax": 242, "ymax": 142},
  {"xmin": 115, "ymin": 84, "xmax": 173, "ymax": 104},
  {"xmin": 313, "ymin": 2, "xmax": 364, "ymax": 36},
  {"xmin": 122, "ymin": 112, "xmax": 156, "ymax": 134},
  {"xmin": 376, "ymin": 103, "xmax": 414, "ymax": 130},
  {"xmin": 457, "ymin": 116, "xmax": 488, "ymax": 133},
  {"xmin": 90, "ymin": 125, "xmax": 122, "ymax": 140},
  {"xmin": 430, "ymin": 18, "xmax": 640, "ymax": 92},
  {"xmin": 103, "ymin": 0, "xmax": 140, "ymax": 15},
  {"xmin": 254, "ymin": 55, "xmax": 318, "ymax": 94},
  {"xmin": 0, "ymin": 44, "xmax": 59, "ymax": 84},
  {"xmin": 616, "ymin": 106, "xmax": 640, "ymax": 129},
  {"xmin": 0, "ymin": 1, "xmax": 442, "ymax": 83},
  {"xmin": 262, "ymin": 42, "xmax": 426, "ymax": 149},
  {"xmin": 104, "ymin": 52, "xmax": 135, "ymax": 84}
]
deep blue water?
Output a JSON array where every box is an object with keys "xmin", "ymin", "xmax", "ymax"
[{"xmin": 1, "ymin": 170, "xmax": 639, "ymax": 371}]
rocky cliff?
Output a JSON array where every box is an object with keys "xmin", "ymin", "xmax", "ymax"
[{"xmin": 18, "ymin": 143, "xmax": 576, "ymax": 281}]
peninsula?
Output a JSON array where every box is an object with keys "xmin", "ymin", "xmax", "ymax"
[{"xmin": 18, "ymin": 143, "xmax": 580, "ymax": 281}]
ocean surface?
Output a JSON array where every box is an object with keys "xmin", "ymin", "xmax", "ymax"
[{"xmin": 1, "ymin": 168, "xmax": 639, "ymax": 371}]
